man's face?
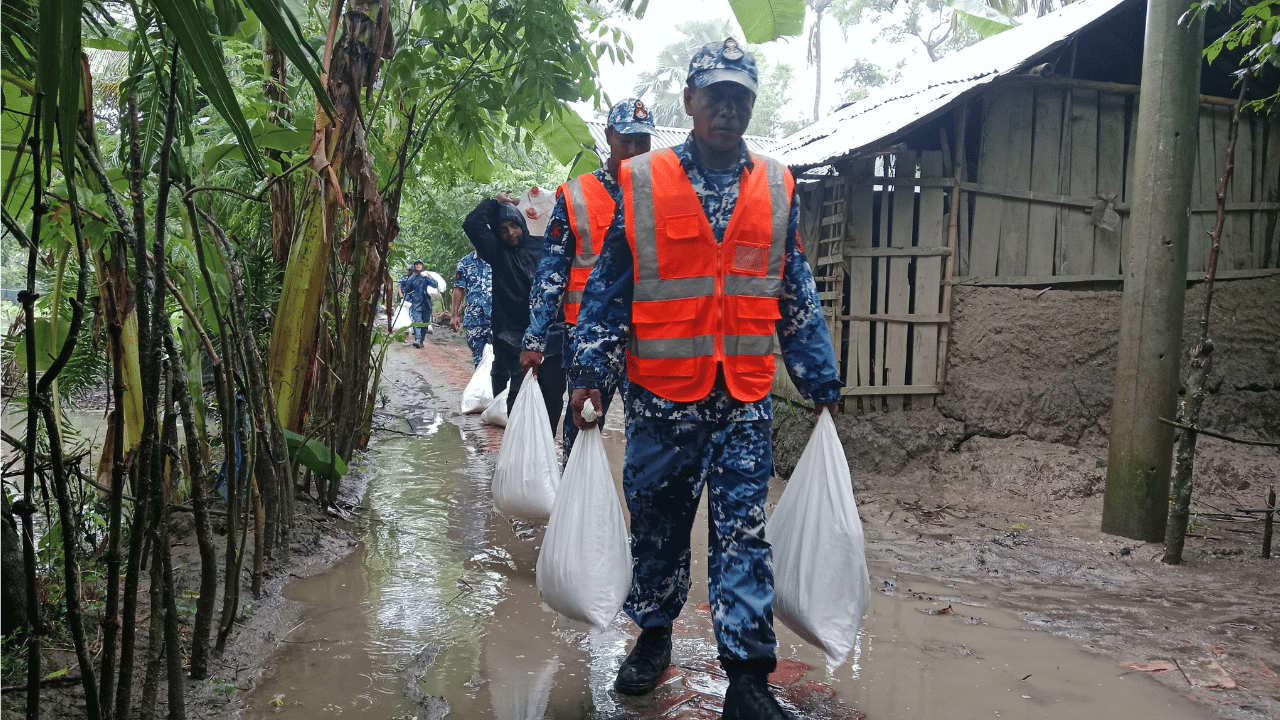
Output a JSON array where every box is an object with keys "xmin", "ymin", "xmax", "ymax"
[
  {"xmin": 606, "ymin": 127, "xmax": 652, "ymax": 178},
  {"xmin": 683, "ymin": 81, "xmax": 755, "ymax": 155},
  {"xmin": 498, "ymin": 220, "xmax": 522, "ymax": 246},
  {"xmin": 413, "ymin": 262, "xmax": 424, "ymax": 272}
]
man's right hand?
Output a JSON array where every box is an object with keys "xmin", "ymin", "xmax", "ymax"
[
  {"xmin": 570, "ymin": 388, "xmax": 603, "ymax": 430},
  {"xmin": 495, "ymin": 191, "xmax": 518, "ymax": 205},
  {"xmin": 450, "ymin": 316, "xmax": 462, "ymax": 332},
  {"xmin": 519, "ymin": 350, "xmax": 543, "ymax": 377}
]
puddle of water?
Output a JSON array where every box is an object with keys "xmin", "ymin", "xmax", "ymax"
[{"xmin": 244, "ymin": 414, "xmax": 1207, "ymax": 720}]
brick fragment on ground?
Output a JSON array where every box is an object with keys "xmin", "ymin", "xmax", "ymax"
[
  {"xmin": 780, "ymin": 679, "xmax": 838, "ymax": 709},
  {"xmin": 1120, "ymin": 659, "xmax": 1180, "ymax": 674},
  {"xmin": 768, "ymin": 658, "xmax": 813, "ymax": 686},
  {"xmin": 1179, "ymin": 656, "xmax": 1239, "ymax": 690}
]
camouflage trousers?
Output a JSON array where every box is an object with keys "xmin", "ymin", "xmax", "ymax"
[
  {"xmin": 622, "ymin": 414, "xmax": 777, "ymax": 665},
  {"xmin": 463, "ymin": 325, "xmax": 491, "ymax": 366}
]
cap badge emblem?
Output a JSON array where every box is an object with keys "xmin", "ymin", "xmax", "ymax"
[{"xmin": 722, "ymin": 37, "xmax": 743, "ymax": 61}]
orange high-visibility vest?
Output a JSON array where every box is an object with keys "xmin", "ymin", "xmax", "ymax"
[
  {"xmin": 620, "ymin": 148, "xmax": 793, "ymax": 403},
  {"xmin": 559, "ymin": 174, "xmax": 616, "ymax": 325}
]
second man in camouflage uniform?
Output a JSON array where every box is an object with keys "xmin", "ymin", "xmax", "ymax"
[{"xmin": 520, "ymin": 97, "xmax": 657, "ymax": 458}]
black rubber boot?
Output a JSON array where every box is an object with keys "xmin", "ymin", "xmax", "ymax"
[
  {"xmin": 721, "ymin": 671, "xmax": 795, "ymax": 720},
  {"xmin": 614, "ymin": 624, "xmax": 672, "ymax": 695}
]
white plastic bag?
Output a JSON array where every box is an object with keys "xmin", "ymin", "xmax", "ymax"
[
  {"xmin": 769, "ymin": 409, "xmax": 870, "ymax": 673},
  {"xmin": 392, "ymin": 300, "xmax": 413, "ymax": 330},
  {"xmin": 424, "ymin": 270, "xmax": 446, "ymax": 299},
  {"xmin": 479, "ymin": 387, "xmax": 508, "ymax": 427},
  {"xmin": 461, "ymin": 344, "xmax": 495, "ymax": 414},
  {"xmin": 536, "ymin": 401, "xmax": 631, "ymax": 629},
  {"xmin": 491, "ymin": 370, "xmax": 559, "ymax": 521}
]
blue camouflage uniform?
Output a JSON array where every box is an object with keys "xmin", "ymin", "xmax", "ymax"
[
  {"xmin": 525, "ymin": 98, "xmax": 655, "ymax": 459},
  {"xmin": 454, "ymin": 251, "xmax": 493, "ymax": 366},
  {"xmin": 523, "ymin": 169, "xmax": 626, "ymax": 453},
  {"xmin": 398, "ymin": 263, "xmax": 439, "ymax": 346},
  {"xmin": 570, "ymin": 133, "xmax": 842, "ymax": 671}
]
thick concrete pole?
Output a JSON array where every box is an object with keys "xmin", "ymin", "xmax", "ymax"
[{"xmin": 1101, "ymin": 0, "xmax": 1204, "ymax": 540}]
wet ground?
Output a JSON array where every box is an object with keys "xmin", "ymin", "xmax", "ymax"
[{"xmin": 235, "ymin": 338, "xmax": 1220, "ymax": 720}]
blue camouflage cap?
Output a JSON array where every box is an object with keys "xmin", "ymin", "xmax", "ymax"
[
  {"xmin": 607, "ymin": 98, "xmax": 658, "ymax": 135},
  {"xmin": 687, "ymin": 37, "xmax": 757, "ymax": 95}
]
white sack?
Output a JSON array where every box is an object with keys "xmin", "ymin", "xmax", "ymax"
[
  {"xmin": 769, "ymin": 409, "xmax": 870, "ymax": 673},
  {"xmin": 392, "ymin": 300, "xmax": 413, "ymax": 331},
  {"xmin": 536, "ymin": 401, "xmax": 631, "ymax": 629},
  {"xmin": 491, "ymin": 370, "xmax": 559, "ymax": 521},
  {"xmin": 424, "ymin": 270, "xmax": 446, "ymax": 299},
  {"xmin": 479, "ymin": 387, "xmax": 508, "ymax": 427},
  {"xmin": 461, "ymin": 344, "xmax": 495, "ymax": 414}
]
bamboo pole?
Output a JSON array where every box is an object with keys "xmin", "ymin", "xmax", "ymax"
[{"xmin": 936, "ymin": 103, "xmax": 967, "ymax": 388}]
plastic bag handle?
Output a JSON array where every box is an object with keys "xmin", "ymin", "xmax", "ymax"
[{"xmin": 581, "ymin": 399, "xmax": 598, "ymax": 423}]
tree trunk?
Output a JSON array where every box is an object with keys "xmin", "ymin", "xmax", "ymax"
[
  {"xmin": 161, "ymin": 329, "xmax": 218, "ymax": 679},
  {"xmin": 1162, "ymin": 84, "xmax": 1245, "ymax": 564}
]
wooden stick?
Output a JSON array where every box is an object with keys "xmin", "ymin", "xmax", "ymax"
[
  {"xmin": 1263, "ymin": 484, "xmax": 1275, "ymax": 559},
  {"xmin": 1157, "ymin": 417, "xmax": 1280, "ymax": 447},
  {"xmin": 936, "ymin": 103, "xmax": 966, "ymax": 389}
]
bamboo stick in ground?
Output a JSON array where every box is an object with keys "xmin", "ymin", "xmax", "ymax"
[{"xmin": 1263, "ymin": 484, "xmax": 1275, "ymax": 559}]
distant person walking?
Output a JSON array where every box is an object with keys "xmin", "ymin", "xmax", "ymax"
[
  {"xmin": 521, "ymin": 97, "xmax": 656, "ymax": 460},
  {"xmin": 398, "ymin": 259, "xmax": 438, "ymax": 348},
  {"xmin": 451, "ymin": 250, "xmax": 493, "ymax": 366}
]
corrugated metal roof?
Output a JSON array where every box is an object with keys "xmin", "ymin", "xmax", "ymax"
[
  {"xmin": 773, "ymin": 0, "xmax": 1134, "ymax": 171},
  {"xmin": 584, "ymin": 121, "xmax": 782, "ymax": 165}
]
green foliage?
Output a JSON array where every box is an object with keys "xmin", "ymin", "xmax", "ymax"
[
  {"xmin": 280, "ymin": 427, "xmax": 348, "ymax": 482},
  {"xmin": 395, "ymin": 134, "xmax": 571, "ymax": 281},
  {"xmin": 836, "ymin": 57, "xmax": 904, "ymax": 104},
  {"xmin": 1197, "ymin": 0, "xmax": 1280, "ymax": 110},
  {"xmin": 729, "ymin": 0, "xmax": 807, "ymax": 43},
  {"xmin": 949, "ymin": 0, "xmax": 1018, "ymax": 36}
]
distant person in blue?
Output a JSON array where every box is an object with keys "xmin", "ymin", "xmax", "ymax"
[
  {"xmin": 398, "ymin": 259, "xmax": 438, "ymax": 348},
  {"xmin": 450, "ymin": 251, "xmax": 493, "ymax": 366},
  {"xmin": 568, "ymin": 38, "xmax": 842, "ymax": 720},
  {"xmin": 463, "ymin": 192, "xmax": 567, "ymax": 433},
  {"xmin": 521, "ymin": 97, "xmax": 656, "ymax": 462}
]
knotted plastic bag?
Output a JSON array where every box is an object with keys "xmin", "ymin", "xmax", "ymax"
[
  {"xmin": 536, "ymin": 401, "xmax": 631, "ymax": 629},
  {"xmin": 491, "ymin": 370, "xmax": 559, "ymax": 521},
  {"xmin": 769, "ymin": 409, "xmax": 870, "ymax": 673},
  {"xmin": 479, "ymin": 387, "xmax": 508, "ymax": 427},
  {"xmin": 461, "ymin": 344, "xmax": 495, "ymax": 414}
]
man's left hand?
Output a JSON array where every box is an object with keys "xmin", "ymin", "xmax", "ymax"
[
  {"xmin": 519, "ymin": 350, "xmax": 543, "ymax": 377},
  {"xmin": 815, "ymin": 401, "xmax": 839, "ymax": 419},
  {"xmin": 571, "ymin": 388, "xmax": 604, "ymax": 430}
]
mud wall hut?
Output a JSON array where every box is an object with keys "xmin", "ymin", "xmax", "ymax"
[{"xmin": 770, "ymin": 0, "xmax": 1280, "ymax": 442}]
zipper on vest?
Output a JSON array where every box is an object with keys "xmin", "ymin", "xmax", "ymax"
[{"xmin": 715, "ymin": 240, "xmax": 725, "ymax": 368}]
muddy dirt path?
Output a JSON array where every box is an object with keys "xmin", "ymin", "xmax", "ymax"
[{"xmin": 226, "ymin": 335, "xmax": 1264, "ymax": 720}]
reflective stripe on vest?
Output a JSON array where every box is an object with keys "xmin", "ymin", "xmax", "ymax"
[
  {"xmin": 559, "ymin": 174, "xmax": 615, "ymax": 325},
  {"xmin": 621, "ymin": 148, "xmax": 794, "ymax": 403}
]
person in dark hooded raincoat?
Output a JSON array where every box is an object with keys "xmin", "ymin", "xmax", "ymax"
[
  {"xmin": 463, "ymin": 192, "xmax": 567, "ymax": 430},
  {"xmin": 398, "ymin": 258, "xmax": 438, "ymax": 347}
]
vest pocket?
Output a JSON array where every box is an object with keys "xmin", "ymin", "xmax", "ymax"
[
  {"xmin": 661, "ymin": 213, "xmax": 701, "ymax": 241},
  {"xmin": 731, "ymin": 240, "xmax": 770, "ymax": 275}
]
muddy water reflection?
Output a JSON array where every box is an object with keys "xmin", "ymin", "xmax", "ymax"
[
  {"xmin": 242, "ymin": 414, "xmax": 628, "ymax": 719},
  {"xmin": 244, "ymin": 413, "xmax": 1206, "ymax": 720}
]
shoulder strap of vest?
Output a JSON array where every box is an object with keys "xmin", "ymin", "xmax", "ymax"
[
  {"xmin": 748, "ymin": 153, "xmax": 793, "ymax": 277},
  {"xmin": 562, "ymin": 173, "xmax": 614, "ymax": 256}
]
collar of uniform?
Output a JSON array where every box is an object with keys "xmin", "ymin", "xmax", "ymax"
[
  {"xmin": 676, "ymin": 132, "xmax": 754, "ymax": 176},
  {"xmin": 594, "ymin": 167, "xmax": 620, "ymax": 192}
]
